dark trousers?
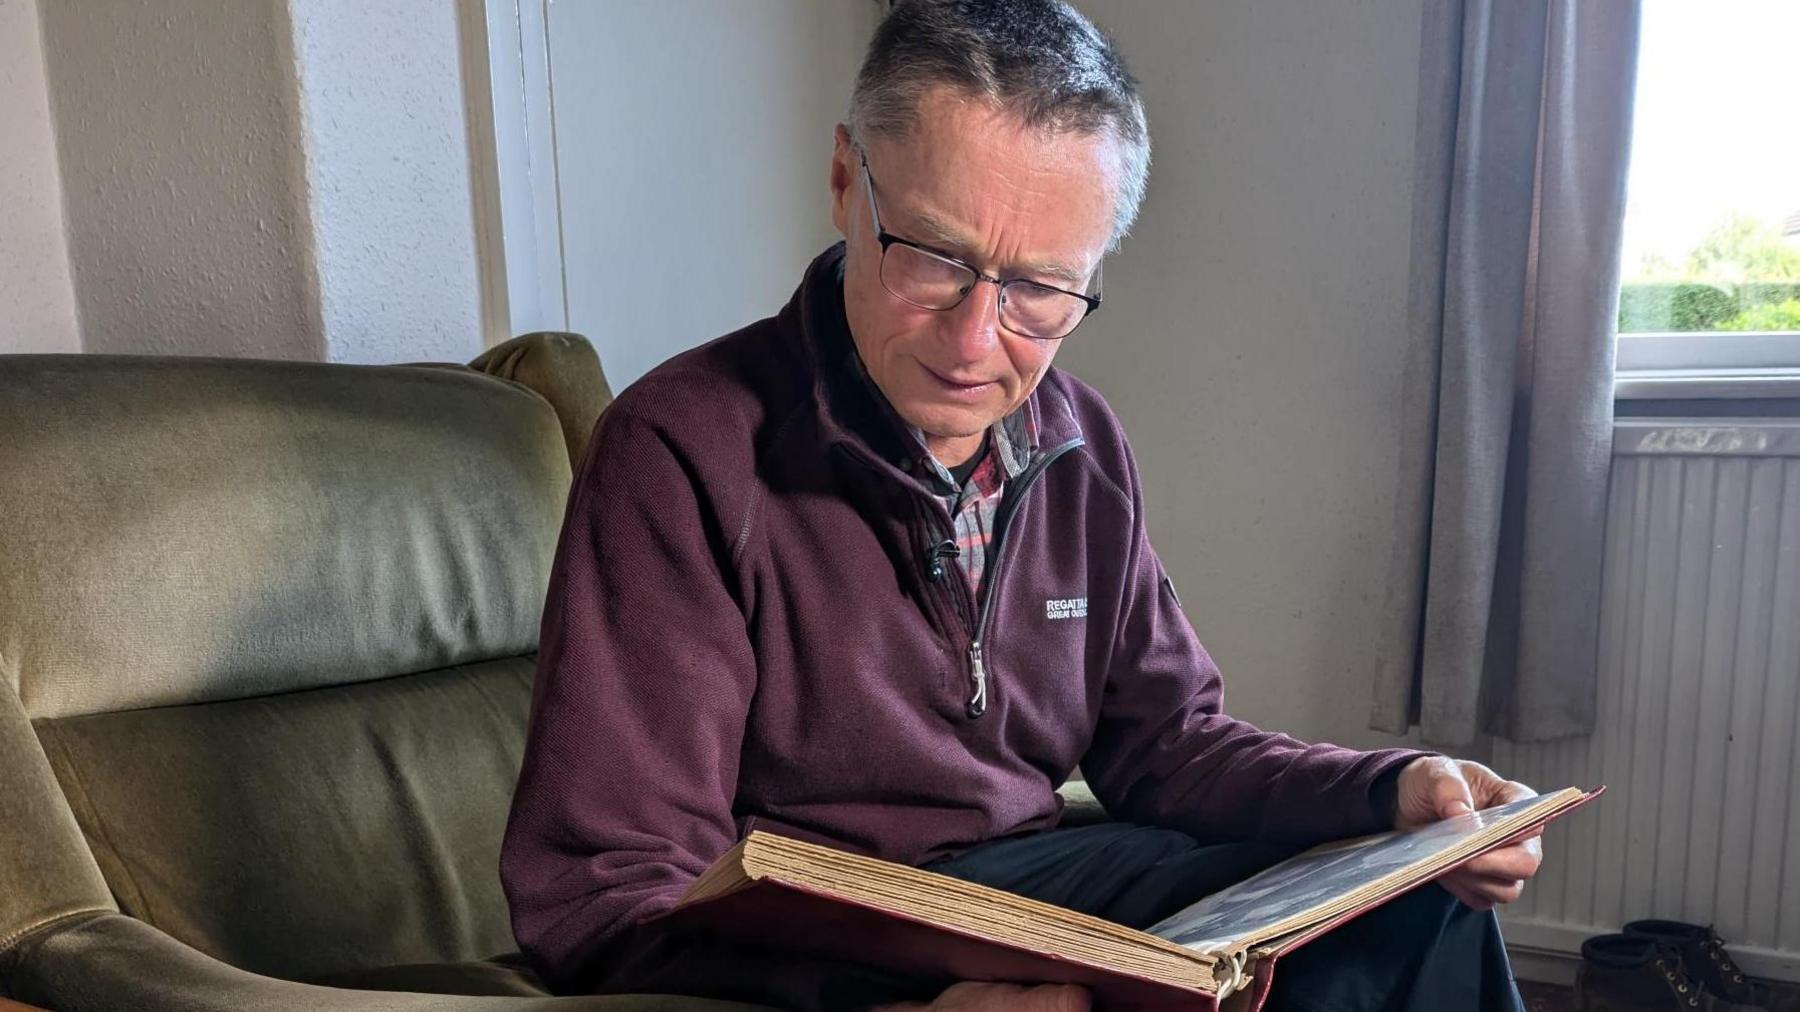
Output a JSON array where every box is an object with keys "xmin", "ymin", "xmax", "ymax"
[{"xmin": 923, "ymin": 822, "xmax": 1524, "ymax": 1012}]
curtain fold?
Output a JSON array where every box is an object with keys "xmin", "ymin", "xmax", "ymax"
[{"xmin": 1370, "ymin": 0, "xmax": 1641, "ymax": 747}]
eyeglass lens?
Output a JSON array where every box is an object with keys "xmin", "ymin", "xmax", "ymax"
[{"xmin": 879, "ymin": 242, "xmax": 1089, "ymax": 340}]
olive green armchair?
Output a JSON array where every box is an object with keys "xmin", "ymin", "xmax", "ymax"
[{"xmin": 0, "ymin": 334, "xmax": 778, "ymax": 1010}]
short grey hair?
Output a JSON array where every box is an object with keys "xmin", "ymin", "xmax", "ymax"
[{"xmin": 848, "ymin": 0, "xmax": 1151, "ymax": 250}]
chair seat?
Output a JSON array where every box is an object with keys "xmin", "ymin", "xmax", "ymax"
[
  {"xmin": 306, "ymin": 952, "xmax": 784, "ymax": 1010},
  {"xmin": 307, "ymin": 955, "xmax": 778, "ymax": 1010},
  {"xmin": 309, "ymin": 953, "xmax": 550, "ymax": 997}
]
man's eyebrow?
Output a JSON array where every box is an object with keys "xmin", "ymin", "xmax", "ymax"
[
  {"xmin": 905, "ymin": 206, "xmax": 1091, "ymax": 288},
  {"xmin": 1019, "ymin": 259, "xmax": 1091, "ymax": 288},
  {"xmin": 904, "ymin": 207, "xmax": 977, "ymax": 254}
]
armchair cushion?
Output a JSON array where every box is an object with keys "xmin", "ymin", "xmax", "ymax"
[
  {"xmin": 31, "ymin": 658, "xmax": 535, "ymax": 981},
  {"xmin": 0, "ymin": 355, "xmax": 569, "ymax": 722}
]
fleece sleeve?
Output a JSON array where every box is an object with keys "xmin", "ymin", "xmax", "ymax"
[
  {"xmin": 499, "ymin": 407, "xmax": 932, "ymax": 1009},
  {"xmin": 1078, "ymin": 444, "xmax": 1427, "ymax": 845}
]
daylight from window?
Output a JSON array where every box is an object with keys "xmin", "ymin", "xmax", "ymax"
[{"xmin": 1617, "ymin": 1, "xmax": 1800, "ymax": 335}]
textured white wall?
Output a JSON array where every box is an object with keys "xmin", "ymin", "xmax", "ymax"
[
  {"xmin": 546, "ymin": 0, "xmax": 879, "ymax": 389},
  {"xmin": 1060, "ymin": 0, "xmax": 1431, "ymax": 750},
  {"xmin": 37, "ymin": 0, "xmax": 324, "ymax": 359},
  {"xmin": 290, "ymin": 0, "xmax": 484, "ymax": 365},
  {"xmin": 33, "ymin": 0, "xmax": 482, "ymax": 363},
  {"xmin": 0, "ymin": 0, "xmax": 80, "ymax": 354}
]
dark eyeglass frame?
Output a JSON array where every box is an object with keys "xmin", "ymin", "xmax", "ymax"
[{"xmin": 857, "ymin": 148, "xmax": 1102, "ymax": 340}]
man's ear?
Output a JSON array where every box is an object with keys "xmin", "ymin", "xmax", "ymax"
[{"xmin": 829, "ymin": 123, "xmax": 857, "ymax": 238}]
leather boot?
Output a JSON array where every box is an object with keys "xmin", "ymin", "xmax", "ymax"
[
  {"xmin": 1626, "ymin": 920, "xmax": 1762, "ymax": 1007},
  {"xmin": 1575, "ymin": 934, "xmax": 1766, "ymax": 1011}
]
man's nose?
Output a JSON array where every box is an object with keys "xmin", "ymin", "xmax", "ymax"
[{"xmin": 941, "ymin": 278, "xmax": 1002, "ymax": 363}]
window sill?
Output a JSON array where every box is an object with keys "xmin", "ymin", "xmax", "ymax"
[
  {"xmin": 1615, "ymin": 332, "xmax": 1800, "ymax": 402},
  {"xmin": 1614, "ymin": 368, "xmax": 1800, "ymax": 401}
]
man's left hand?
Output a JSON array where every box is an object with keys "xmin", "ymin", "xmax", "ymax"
[{"xmin": 1393, "ymin": 756, "xmax": 1542, "ymax": 912}]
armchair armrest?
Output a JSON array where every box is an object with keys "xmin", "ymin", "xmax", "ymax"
[
  {"xmin": 469, "ymin": 332, "xmax": 611, "ymax": 470},
  {"xmin": 3, "ymin": 913, "xmax": 769, "ymax": 1012},
  {"xmin": 1056, "ymin": 778, "xmax": 1113, "ymax": 827}
]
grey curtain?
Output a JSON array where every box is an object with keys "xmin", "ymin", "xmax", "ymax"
[{"xmin": 1370, "ymin": 0, "xmax": 1641, "ymax": 747}]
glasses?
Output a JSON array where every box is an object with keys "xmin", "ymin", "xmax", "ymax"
[{"xmin": 858, "ymin": 150, "xmax": 1101, "ymax": 340}]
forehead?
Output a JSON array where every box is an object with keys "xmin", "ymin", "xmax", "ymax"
[{"xmin": 864, "ymin": 88, "xmax": 1122, "ymax": 272}]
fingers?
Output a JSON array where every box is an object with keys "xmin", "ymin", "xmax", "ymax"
[
  {"xmin": 1442, "ymin": 867, "xmax": 1526, "ymax": 907},
  {"xmin": 980, "ymin": 984, "xmax": 1086, "ymax": 1012},
  {"xmin": 1495, "ymin": 779, "xmax": 1536, "ymax": 804},
  {"xmin": 1394, "ymin": 760, "xmax": 1551, "ymax": 915},
  {"xmin": 1395, "ymin": 756, "xmax": 1487, "ymax": 828},
  {"xmin": 1018, "ymin": 984, "xmax": 1090, "ymax": 1012},
  {"xmin": 1457, "ymin": 760, "xmax": 1537, "ymax": 808},
  {"xmin": 1440, "ymin": 875, "xmax": 1494, "ymax": 911},
  {"xmin": 1404, "ymin": 757, "xmax": 1539, "ymax": 827},
  {"xmin": 1444, "ymin": 837, "xmax": 1538, "ymax": 909},
  {"xmin": 1425, "ymin": 759, "xmax": 1476, "ymax": 820},
  {"xmin": 1438, "ymin": 812, "xmax": 1544, "ymax": 913},
  {"xmin": 1461, "ymin": 838, "xmax": 1543, "ymax": 881},
  {"xmin": 1474, "ymin": 777, "xmax": 1536, "ymax": 810},
  {"xmin": 927, "ymin": 982, "xmax": 1091, "ymax": 1012}
]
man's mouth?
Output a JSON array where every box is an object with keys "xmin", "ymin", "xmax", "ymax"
[{"xmin": 920, "ymin": 364, "xmax": 996, "ymax": 397}]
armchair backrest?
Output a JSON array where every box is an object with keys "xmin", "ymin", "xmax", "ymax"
[{"xmin": 0, "ymin": 343, "xmax": 593, "ymax": 982}]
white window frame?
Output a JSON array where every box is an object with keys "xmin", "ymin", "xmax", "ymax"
[
  {"xmin": 458, "ymin": 0, "xmax": 568, "ymax": 345},
  {"xmin": 1615, "ymin": 331, "xmax": 1800, "ymax": 400}
]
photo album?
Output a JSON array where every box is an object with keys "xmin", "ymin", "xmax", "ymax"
[{"xmin": 656, "ymin": 787, "xmax": 1603, "ymax": 1010}]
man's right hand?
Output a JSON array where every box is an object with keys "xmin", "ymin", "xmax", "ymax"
[{"xmin": 874, "ymin": 982, "xmax": 1092, "ymax": 1012}]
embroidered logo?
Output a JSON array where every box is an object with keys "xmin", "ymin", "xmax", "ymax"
[{"xmin": 1044, "ymin": 597, "xmax": 1088, "ymax": 621}]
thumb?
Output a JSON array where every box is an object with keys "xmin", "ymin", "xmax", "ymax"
[{"xmin": 1431, "ymin": 762, "xmax": 1476, "ymax": 819}]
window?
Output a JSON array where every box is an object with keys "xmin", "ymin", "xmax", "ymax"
[{"xmin": 1614, "ymin": 1, "xmax": 1800, "ymax": 398}]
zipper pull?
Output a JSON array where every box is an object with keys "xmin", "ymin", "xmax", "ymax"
[{"xmin": 966, "ymin": 641, "xmax": 987, "ymax": 718}]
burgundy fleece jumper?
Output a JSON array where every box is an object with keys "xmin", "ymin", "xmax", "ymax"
[{"xmin": 500, "ymin": 244, "xmax": 1425, "ymax": 1007}]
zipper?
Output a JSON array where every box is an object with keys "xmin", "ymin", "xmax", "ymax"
[
  {"xmin": 831, "ymin": 435, "xmax": 1085, "ymax": 721},
  {"xmin": 833, "ymin": 443, "xmax": 978, "ymax": 632},
  {"xmin": 963, "ymin": 437, "xmax": 1084, "ymax": 718}
]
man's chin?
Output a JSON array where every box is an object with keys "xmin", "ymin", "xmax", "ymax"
[{"xmin": 899, "ymin": 404, "xmax": 995, "ymax": 443}]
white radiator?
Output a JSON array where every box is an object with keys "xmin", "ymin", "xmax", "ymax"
[{"xmin": 1492, "ymin": 418, "xmax": 1800, "ymax": 982}]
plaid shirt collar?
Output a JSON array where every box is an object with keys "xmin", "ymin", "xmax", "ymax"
[
  {"xmin": 904, "ymin": 401, "xmax": 1038, "ymax": 498},
  {"xmin": 900, "ymin": 399, "xmax": 1038, "ymax": 597}
]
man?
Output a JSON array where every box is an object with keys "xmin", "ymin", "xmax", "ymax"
[{"xmin": 502, "ymin": 2, "xmax": 1543, "ymax": 1010}]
